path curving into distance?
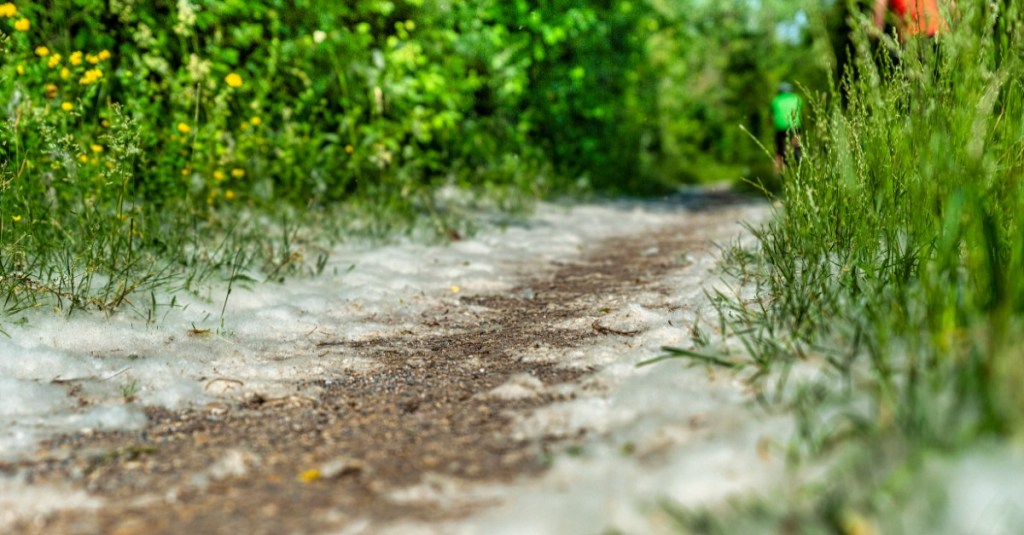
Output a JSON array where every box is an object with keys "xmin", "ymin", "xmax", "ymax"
[{"xmin": 0, "ymin": 187, "xmax": 782, "ymax": 535}]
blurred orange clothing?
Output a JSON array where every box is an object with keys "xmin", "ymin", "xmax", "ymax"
[{"xmin": 890, "ymin": 0, "xmax": 950, "ymax": 36}]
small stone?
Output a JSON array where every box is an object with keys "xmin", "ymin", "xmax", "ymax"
[
  {"xmin": 319, "ymin": 457, "xmax": 366, "ymax": 479},
  {"xmin": 484, "ymin": 373, "xmax": 545, "ymax": 400},
  {"xmin": 207, "ymin": 449, "xmax": 260, "ymax": 481},
  {"xmin": 202, "ymin": 402, "xmax": 230, "ymax": 416}
]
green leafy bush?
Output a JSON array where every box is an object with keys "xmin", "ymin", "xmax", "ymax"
[{"xmin": 0, "ymin": 0, "xmax": 668, "ymax": 316}]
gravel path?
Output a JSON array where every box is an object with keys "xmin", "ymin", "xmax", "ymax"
[{"xmin": 1, "ymin": 190, "xmax": 780, "ymax": 534}]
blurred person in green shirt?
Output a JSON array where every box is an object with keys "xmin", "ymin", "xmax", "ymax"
[{"xmin": 771, "ymin": 81, "xmax": 803, "ymax": 173}]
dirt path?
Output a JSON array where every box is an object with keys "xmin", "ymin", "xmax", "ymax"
[{"xmin": 2, "ymin": 192, "xmax": 766, "ymax": 534}]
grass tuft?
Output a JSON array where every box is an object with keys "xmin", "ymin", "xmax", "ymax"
[{"xmin": 665, "ymin": 2, "xmax": 1024, "ymax": 530}]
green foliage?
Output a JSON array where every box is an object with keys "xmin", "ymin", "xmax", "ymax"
[
  {"xmin": 0, "ymin": 0, "xmax": 874, "ymax": 319},
  {"xmin": 499, "ymin": 1, "xmax": 661, "ymax": 192},
  {"xmin": 704, "ymin": 0, "xmax": 1024, "ymax": 528},
  {"xmin": 646, "ymin": 0, "xmax": 835, "ymax": 185},
  {"xmin": 0, "ymin": 0, "xmax": 671, "ymax": 316},
  {"xmin": 765, "ymin": 0, "xmax": 1024, "ymax": 441}
]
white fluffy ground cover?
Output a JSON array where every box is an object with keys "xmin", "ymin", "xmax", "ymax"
[
  {"xmin": 5, "ymin": 193, "xmax": 1019, "ymax": 533},
  {"xmin": 3, "ymin": 200, "xmax": 716, "ymax": 460},
  {"xmin": 1, "ymin": 194, "xmax": 778, "ymax": 529}
]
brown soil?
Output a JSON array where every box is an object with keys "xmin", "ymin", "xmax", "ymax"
[{"xmin": 1, "ymin": 194, "xmax": 756, "ymax": 534}]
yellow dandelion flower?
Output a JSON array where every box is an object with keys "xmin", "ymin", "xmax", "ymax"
[
  {"xmin": 177, "ymin": 122, "xmax": 191, "ymax": 134},
  {"xmin": 97, "ymin": 49, "xmax": 111, "ymax": 61},
  {"xmin": 230, "ymin": 168, "xmax": 246, "ymax": 178},
  {"xmin": 224, "ymin": 189, "xmax": 236, "ymax": 200},
  {"xmin": 344, "ymin": 144, "xmax": 354, "ymax": 154},
  {"xmin": 249, "ymin": 116, "xmax": 262, "ymax": 126},
  {"xmin": 77, "ymin": 154, "xmax": 88, "ymax": 163},
  {"xmin": 11, "ymin": 215, "xmax": 22, "ymax": 222},
  {"xmin": 90, "ymin": 144, "xmax": 103, "ymax": 154},
  {"xmin": 0, "ymin": 3, "xmax": 16, "ymax": 18},
  {"xmin": 299, "ymin": 469, "xmax": 321, "ymax": 483},
  {"xmin": 34, "ymin": 46, "xmax": 49, "ymax": 57},
  {"xmin": 15, "ymin": 64, "xmax": 24, "ymax": 75},
  {"xmin": 14, "ymin": 17, "xmax": 29, "ymax": 31},
  {"xmin": 213, "ymin": 170, "xmax": 225, "ymax": 181},
  {"xmin": 224, "ymin": 72, "xmax": 243, "ymax": 88},
  {"xmin": 101, "ymin": 119, "xmax": 110, "ymax": 127},
  {"xmin": 59, "ymin": 67, "xmax": 70, "ymax": 79},
  {"xmin": 61, "ymin": 102, "xmax": 73, "ymax": 112},
  {"xmin": 451, "ymin": 285, "xmax": 460, "ymax": 293},
  {"xmin": 47, "ymin": 53, "xmax": 61, "ymax": 68},
  {"xmin": 69, "ymin": 51, "xmax": 83, "ymax": 66},
  {"xmin": 79, "ymin": 68, "xmax": 103, "ymax": 85},
  {"xmin": 85, "ymin": 53, "xmax": 99, "ymax": 64}
]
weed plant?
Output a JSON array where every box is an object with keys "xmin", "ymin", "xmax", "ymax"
[
  {"xmin": 667, "ymin": 1, "xmax": 1024, "ymax": 531},
  {"xmin": 768, "ymin": 0, "xmax": 1024, "ymax": 448}
]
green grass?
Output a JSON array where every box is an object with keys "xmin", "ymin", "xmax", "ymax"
[
  {"xmin": 766, "ymin": 1, "xmax": 1024, "ymax": 442},
  {"xmin": 657, "ymin": 2, "xmax": 1024, "ymax": 531}
]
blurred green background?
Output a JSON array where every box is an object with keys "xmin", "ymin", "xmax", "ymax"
[
  {"xmin": 0, "ymin": 0, "xmax": 855, "ymax": 312},
  {"xmin": 0, "ymin": 0, "xmax": 851, "ymax": 207}
]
